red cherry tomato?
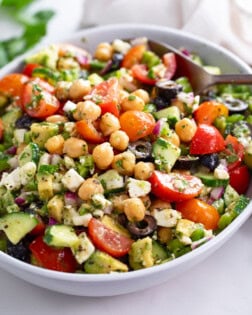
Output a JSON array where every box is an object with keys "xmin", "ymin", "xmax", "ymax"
[
  {"xmin": 119, "ymin": 110, "xmax": 155, "ymax": 142},
  {"xmin": 131, "ymin": 64, "xmax": 156, "ymax": 85},
  {"xmin": 224, "ymin": 135, "xmax": 245, "ymax": 171},
  {"xmin": 190, "ymin": 124, "xmax": 225, "ymax": 155},
  {"xmin": 229, "ymin": 165, "xmax": 250, "ymax": 194},
  {"xmin": 148, "ymin": 170, "xmax": 203, "ymax": 202},
  {"xmin": 29, "ymin": 236, "xmax": 77, "ymax": 272},
  {"xmin": 30, "ymin": 216, "xmax": 46, "ymax": 236},
  {"xmin": 22, "ymin": 80, "xmax": 60, "ymax": 118},
  {"xmin": 22, "ymin": 63, "xmax": 41, "ymax": 77},
  {"xmin": 122, "ymin": 44, "xmax": 146, "ymax": 69},
  {"xmin": 194, "ymin": 101, "xmax": 229, "ymax": 125},
  {"xmin": 89, "ymin": 78, "xmax": 120, "ymax": 117},
  {"xmin": 88, "ymin": 218, "xmax": 133, "ymax": 258},
  {"xmin": 76, "ymin": 120, "xmax": 105, "ymax": 144},
  {"xmin": 163, "ymin": 52, "xmax": 177, "ymax": 80},
  {"xmin": 0, "ymin": 118, "xmax": 3, "ymax": 141},
  {"xmin": 176, "ymin": 198, "xmax": 220, "ymax": 230}
]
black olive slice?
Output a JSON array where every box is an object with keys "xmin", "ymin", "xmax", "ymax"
[
  {"xmin": 200, "ymin": 153, "xmax": 219, "ymax": 171},
  {"xmin": 126, "ymin": 215, "xmax": 157, "ymax": 238},
  {"xmin": 174, "ymin": 156, "xmax": 199, "ymax": 169},
  {"xmin": 128, "ymin": 141, "xmax": 152, "ymax": 159},
  {"xmin": 222, "ymin": 96, "xmax": 248, "ymax": 112},
  {"xmin": 155, "ymin": 79, "xmax": 183, "ymax": 101}
]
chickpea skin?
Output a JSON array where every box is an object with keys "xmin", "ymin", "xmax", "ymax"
[
  {"xmin": 132, "ymin": 89, "xmax": 150, "ymax": 104},
  {"xmin": 94, "ymin": 42, "xmax": 113, "ymax": 61},
  {"xmin": 69, "ymin": 79, "xmax": 91, "ymax": 100},
  {"xmin": 112, "ymin": 151, "xmax": 136, "ymax": 176},
  {"xmin": 92, "ymin": 142, "xmax": 114, "ymax": 170},
  {"xmin": 99, "ymin": 113, "xmax": 120, "ymax": 136},
  {"xmin": 121, "ymin": 94, "xmax": 145, "ymax": 112},
  {"xmin": 78, "ymin": 178, "xmax": 104, "ymax": 201},
  {"xmin": 46, "ymin": 115, "xmax": 68, "ymax": 123},
  {"xmin": 45, "ymin": 135, "xmax": 65, "ymax": 155},
  {"xmin": 123, "ymin": 197, "xmax": 146, "ymax": 222},
  {"xmin": 175, "ymin": 118, "xmax": 197, "ymax": 142},
  {"xmin": 73, "ymin": 100, "xmax": 101, "ymax": 121},
  {"xmin": 134, "ymin": 162, "xmax": 155, "ymax": 180},
  {"xmin": 162, "ymin": 130, "xmax": 180, "ymax": 147},
  {"xmin": 63, "ymin": 137, "xmax": 88, "ymax": 158},
  {"xmin": 109, "ymin": 130, "xmax": 129, "ymax": 151}
]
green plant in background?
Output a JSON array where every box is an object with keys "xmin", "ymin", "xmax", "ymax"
[{"xmin": 0, "ymin": 0, "xmax": 54, "ymax": 68}]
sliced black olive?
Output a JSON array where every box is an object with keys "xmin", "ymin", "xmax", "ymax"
[
  {"xmin": 126, "ymin": 215, "xmax": 157, "ymax": 239},
  {"xmin": 100, "ymin": 53, "xmax": 123, "ymax": 75},
  {"xmin": 174, "ymin": 156, "xmax": 199, "ymax": 169},
  {"xmin": 128, "ymin": 141, "xmax": 152, "ymax": 159},
  {"xmin": 222, "ymin": 96, "xmax": 248, "ymax": 112},
  {"xmin": 6, "ymin": 240, "xmax": 29, "ymax": 262},
  {"xmin": 15, "ymin": 114, "xmax": 35, "ymax": 129},
  {"xmin": 117, "ymin": 213, "xmax": 128, "ymax": 227},
  {"xmin": 200, "ymin": 153, "xmax": 219, "ymax": 171},
  {"xmin": 155, "ymin": 79, "xmax": 183, "ymax": 102},
  {"xmin": 152, "ymin": 96, "xmax": 168, "ymax": 109}
]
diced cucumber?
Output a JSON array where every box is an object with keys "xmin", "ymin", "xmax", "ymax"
[
  {"xmin": 152, "ymin": 240, "xmax": 168, "ymax": 264},
  {"xmin": 99, "ymin": 170, "xmax": 125, "ymax": 193},
  {"xmin": 195, "ymin": 172, "xmax": 229, "ymax": 187},
  {"xmin": 18, "ymin": 143, "xmax": 40, "ymax": 166},
  {"xmin": 224, "ymin": 185, "xmax": 239, "ymax": 206},
  {"xmin": 43, "ymin": 225, "xmax": 80, "ymax": 248},
  {"xmin": 154, "ymin": 106, "xmax": 180, "ymax": 127},
  {"xmin": 0, "ymin": 212, "xmax": 38, "ymax": 244},
  {"xmin": 32, "ymin": 67, "xmax": 60, "ymax": 85},
  {"xmin": 152, "ymin": 137, "xmax": 181, "ymax": 172}
]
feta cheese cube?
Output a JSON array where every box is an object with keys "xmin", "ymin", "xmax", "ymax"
[
  {"xmin": 71, "ymin": 232, "xmax": 95, "ymax": 264},
  {"xmin": 127, "ymin": 178, "xmax": 151, "ymax": 198},
  {"xmin": 61, "ymin": 168, "xmax": 84, "ymax": 192},
  {"xmin": 153, "ymin": 209, "xmax": 181, "ymax": 228}
]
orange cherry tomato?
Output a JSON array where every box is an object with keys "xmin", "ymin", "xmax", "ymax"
[
  {"xmin": 76, "ymin": 120, "xmax": 104, "ymax": 144},
  {"xmin": 119, "ymin": 110, "xmax": 155, "ymax": 141},
  {"xmin": 194, "ymin": 101, "xmax": 229, "ymax": 125},
  {"xmin": 122, "ymin": 44, "xmax": 146, "ymax": 69},
  {"xmin": 176, "ymin": 198, "xmax": 220, "ymax": 230},
  {"xmin": 88, "ymin": 218, "xmax": 133, "ymax": 258},
  {"xmin": 0, "ymin": 118, "xmax": 3, "ymax": 141}
]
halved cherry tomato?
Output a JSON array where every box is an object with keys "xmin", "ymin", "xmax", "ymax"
[
  {"xmin": 119, "ymin": 110, "xmax": 155, "ymax": 141},
  {"xmin": 163, "ymin": 52, "xmax": 177, "ymax": 80},
  {"xmin": 176, "ymin": 198, "xmax": 220, "ymax": 230},
  {"xmin": 224, "ymin": 135, "xmax": 245, "ymax": 171},
  {"xmin": 30, "ymin": 216, "xmax": 46, "ymax": 236},
  {"xmin": 0, "ymin": 73, "xmax": 29, "ymax": 104},
  {"xmin": 122, "ymin": 44, "xmax": 146, "ymax": 69},
  {"xmin": 22, "ymin": 63, "xmax": 41, "ymax": 77},
  {"xmin": 131, "ymin": 64, "xmax": 156, "ymax": 85},
  {"xmin": 28, "ymin": 77, "xmax": 55, "ymax": 94},
  {"xmin": 29, "ymin": 236, "xmax": 77, "ymax": 272},
  {"xmin": 88, "ymin": 218, "xmax": 133, "ymax": 258},
  {"xmin": 149, "ymin": 170, "xmax": 203, "ymax": 202},
  {"xmin": 76, "ymin": 120, "xmax": 104, "ymax": 144},
  {"xmin": 22, "ymin": 81, "xmax": 60, "ymax": 118},
  {"xmin": 194, "ymin": 101, "xmax": 229, "ymax": 125},
  {"xmin": 0, "ymin": 118, "xmax": 3, "ymax": 141},
  {"xmin": 229, "ymin": 165, "xmax": 250, "ymax": 194},
  {"xmin": 89, "ymin": 78, "xmax": 120, "ymax": 117},
  {"xmin": 190, "ymin": 124, "xmax": 225, "ymax": 155}
]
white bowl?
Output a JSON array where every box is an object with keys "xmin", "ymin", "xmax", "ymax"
[{"xmin": 0, "ymin": 23, "xmax": 251, "ymax": 297}]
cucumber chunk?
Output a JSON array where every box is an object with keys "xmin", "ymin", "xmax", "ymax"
[
  {"xmin": 196, "ymin": 172, "xmax": 229, "ymax": 187},
  {"xmin": 154, "ymin": 106, "xmax": 180, "ymax": 126},
  {"xmin": 0, "ymin": 212, "xmax": 38, "ymax": 244},
  {"xmin": 43, "ymin": 225, "xmax": 80, "ymax": 248},
  {"xmin": 18, "ymin": 143, "xmax": 40, "ymax": 166}
]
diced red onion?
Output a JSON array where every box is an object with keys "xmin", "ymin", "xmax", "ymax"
[
  {"xmin": 48, "ymin": 217, "xmax": 57, "ymax": 225},
  {"xmin": 207, "ymin": 197, "xmax": 215, "ymax": 205},
  {"xmin": 99, "ymin": 60, "xmax": 113, "ymax": 75},
  {"xmin": 210, "ymin": 186, "xmax": 225, "ymax": 200},
  {"xmin": 152, "ymin": 118, "xmax": 166, "ymax": 136},
  {"xmin": 6, "ymin": 146, "xmax": 17, "ymax": 155},
  {"xmin": 15, "ymin": 197, "xmax": 26, "ymax": 205},
  {"xmin": 180, "ymin": 48, "xmax": 191, "ymax": 57},
  {"xmin": 76, "ymin": 54, "xmax": 89, "ymax": 67},
  {"xmin": 64, "ymin": 192, "xmax": 78, "ymax": 206}
]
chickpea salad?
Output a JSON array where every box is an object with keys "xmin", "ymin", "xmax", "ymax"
[{"xmin": 0, "ymin": 38, "xmax": 251, "ymax": 274}]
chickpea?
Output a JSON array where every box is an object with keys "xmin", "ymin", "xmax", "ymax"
[
  {"xmin": 132, "ymin": 89, "xmax": 150, "ymax": 104},
  {"xmin": 78, "ymin": 178, "xmax": 104, "ymax": 201},
  {"xmin": 175, "ymin": 118, "xmax": 197, "ymax": 142},
  {"xmin": 63, "ymin": 137, "xmax": 88, "ymax": 158},
  {"xmin": 110, "ymin": 193, "xmax": 129, "ymax": 213},
  {"xmin": 123, "ymin": 197, "xmax": 146, "ymax": 222},
  {"xmin": 92, "ymin": 142, "xmax": 114, "ymax": 170},
  {"xmin": 150, "ymin": 199, "xmax": 172, "ymax": 212},
  {"xmin": 119, "ymin": 89, "xmax": 129, "ymax": 103},
  {"xmin": 57, "ymin": 57, "xmax": 79, "ymax": 70},
  {"xmin": 94, "ymin": 42, "xmax": 113, "ymax": 61},
  {"xmin": 46, "ymin": 115, "xmax": 68, "ymax": 123},
  {"xmin": 112, "ymin": 151, "xmax": 136, "ymax": 176},
  {"xmin": 45, "ymin": 135, "xmax": 65, "ymax": 155},
  {"xmin": 109, "ymin": 130, "xmax": 129, "ymax": 151},
  {"xmin": 55, "ymin": 81, "xmax": 71, "ymax": 101},
  {"xmin": 140, "ymin": 195, "xmax": 151, "ymax": 209},
  {"xmin": 69, "ymin": 79, "xmax": 91, "ymax": 100},
  {"xmin": 73, "ymin": 100, "xmax": 101, "ymax": 121},
  {"xmin": 121, "ymin": 94, "xmax": 145, "ymax": 112},
  {"xmin": 134, "ymin": 162, "xmax": 155, "ymax": 180},
  {"xmin": 157, "ymin": 227, "xmax": 173, "ymax": 244},
  {"xmin": 162, "ymin": 130, "xmax": 180, "ymax": 147},
  {"xmin": 99, "ymin": 113, "xmax": 120, "ymax": 136}
]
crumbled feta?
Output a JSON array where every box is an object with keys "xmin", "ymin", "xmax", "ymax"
[
  {"xmin": 14, "ymin": 129, "xmax": 26, "ymax": 145},
  {"xmin": 0, "ymin": 168, "xmax": 21, "ymax": 190},
  {"xmin": 71, "ymin": 232, "xmax": 95, "ymax": 264},
  {"xmin": 72, "ymin": 213, "xmax": 92, "ymax": 227},
  {"xmin": 63, "ymin": 100, "xmax": 77, "ymax": 113},
  {"xmin": 64, "ymin": 155, "xmax": 76, "ymax": 169},
  {"xmin": 127, "ymin": 178, "xmax": 151, "ymax": 198},
  {"xmin": 153, "ymin": 209, "xmax": 181, "ymax": 228},
  {"xmin": 214, "ymin": 164, "xmax": 229, "ymax": 180},
  {"xmin": 39, "ymin": 153, "xmax": 51, "ymax": 166},
  {"xmin": 176, "ymin": 219, "xmax": 196, "ymax": 245},
  {"xmin": 20, "ymin": 162, "xmax": 37, "ymax": 185},
  {"xmin": 91, "ymin": 193, "xmax": 112, "ymax": 210},
  {"xmin": 61, "ymin": 168, "xmax": 84, "ymax": 192},
  {"xmin": 112, "ymin": 39, "xmax": 131, "ymax": 54}
]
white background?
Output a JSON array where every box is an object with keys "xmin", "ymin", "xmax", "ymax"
[{"xmin": 0, "ymin": 1, "xmax": 252, "ymax": 314}]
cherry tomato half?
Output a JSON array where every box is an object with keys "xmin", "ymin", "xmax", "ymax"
[
  {"xmin": 29, "ymin": 236, "xmax": 77, "ymax": 272},
  {"xmin": 22, "ymin": 63, "xmax": 41, "ymax": 77},
  {"xmin": 119, "ymin": 110, "xmax": 156, "ymax": 142},
  {"xmin": 224, "ymin": 135, "xmax": 245, "ymax": 171},
  {"xmin": 122, "ymin": 44, "xmax": 146, "ymax": 69},
  {"xmin": 89, "ymin": 78, "xmax": 120, "ymax": 117},
  {"xmin": 131, "ymin": 64, "xmax": 156, "ymax": 85},
  {"xmin": 0, "ymin": 73, "xmax": 29, "ymax": 104},
  {"xmin": 88, "ymin": 218, "xmax": 133, "ymax": 258},
  {"xmin": 194, "ymin": 101, "xmax": 229, "ymax": 125},
  {"xmin": 190, "ymin": 124, "xmax": 225, "ymax": 155},
  {"xmin": 76, "ymin": 120, "xmax": 105, "ymax": 144},
  {"xmin": 176, "ymin": 198, "xmax": 220, "ymax": 230},
  {"xmin": 163, "ymin": 52, "xmax": 177, "ymax": 80},
  {"xmin": 229, "ymin": 165, "xmax": 250, "ymax": 195},
  {"xmin": 148, "ymin": 170, "xmax": 203, "ymax": 202}
]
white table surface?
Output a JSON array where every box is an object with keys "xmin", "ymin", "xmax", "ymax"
[{"xmin": 1, "ymin": 1, "xmax": 252, "ymax": 314}]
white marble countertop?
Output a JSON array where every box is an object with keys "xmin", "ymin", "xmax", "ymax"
[{"xmin": 0, "ymin": 1, "xmax": 252, "ymax": 314}]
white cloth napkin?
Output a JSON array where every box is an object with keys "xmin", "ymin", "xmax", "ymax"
[{"xmin": 82, "ymin": 0, "xmax": 252, "ymax": 64}]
